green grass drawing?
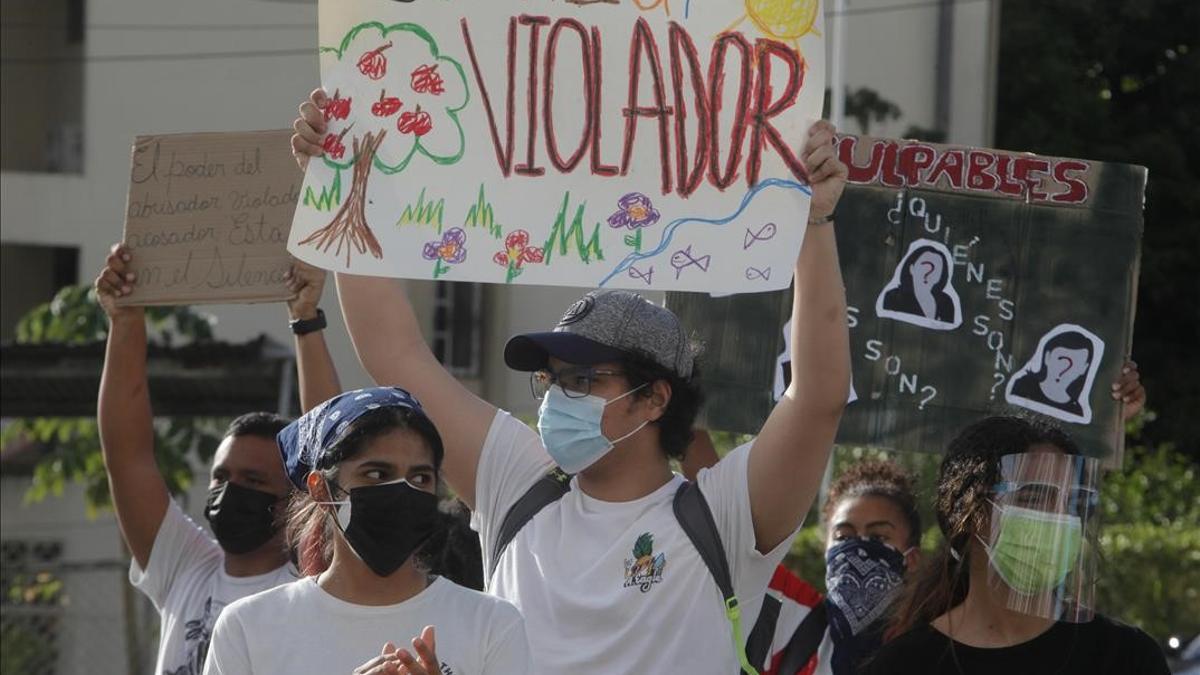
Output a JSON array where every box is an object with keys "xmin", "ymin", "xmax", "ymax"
[
  {"xmin": 303, "ymin": 170, "xmax": 342, "ymax": 211},
  {"xmin": 543, "ymin": 193, "xmax": 604, "ymax": 265},
  {"xmin": 397, "ymin": 188, "xmax": 446, "ymax": 232},
  {"xmin": 463, "ymin": 184, "xmax": 503, "ymax": 239},
  {"xmin": 624, "ymin": 229, "xmax": 643, "ymax": 252}
]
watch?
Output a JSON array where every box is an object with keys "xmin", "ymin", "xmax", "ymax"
[{"xmin": 290, "ymin": 308, "xmax": 326, "ymax": 336}]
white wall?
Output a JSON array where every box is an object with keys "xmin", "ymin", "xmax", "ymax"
[{"xmin": 831, "ymin": 0, "xmax": 998, "ymax": 146}]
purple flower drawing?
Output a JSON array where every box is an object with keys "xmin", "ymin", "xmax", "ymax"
[
  {"xmin": 607, "ymin": 192, "xmax": 660, "ymax": 230},
  {"xmin": 422, "ymin": 227, "xmax": 467, "ymax": 264}
]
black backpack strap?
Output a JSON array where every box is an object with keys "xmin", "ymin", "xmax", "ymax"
[
  {"xmin": 745, "ymin": 594, "xmax": 781, "ymax": 669},
  {"xmin": 488, "ymin": 468, "xmax": 572, "ymax": 581},
  {"xmin": 776, "ymin": 601, "xmax": 828, "ymax": 674},
  {"xmin": 673, "ymin": 481, "xmax": 760, "ymax": 675}
]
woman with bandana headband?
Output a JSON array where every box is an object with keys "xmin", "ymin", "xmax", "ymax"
[
  {"xmin": 203, "ymin": 387, "xmax": 530, "ymax": 675},
  {"xmin": 867, "ymin": 416, "xmax": 1168, "ymax": 675}
]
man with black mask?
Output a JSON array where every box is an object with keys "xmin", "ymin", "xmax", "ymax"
[{"xmin": 94, "ymin": 244, "xmax": 339, "ymax": 675}]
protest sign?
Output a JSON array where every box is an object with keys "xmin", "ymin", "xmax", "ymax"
[
  {"xmin": 669, "ymin": 135, "xmax": 1146, "ymax": 462},
  {"xmin": 120, "ymin": 130, "xmax": 301, "ymax": 306},
  {"xmin": 289, "ymin": 0, "xmax": 826, "ymax": 294}
]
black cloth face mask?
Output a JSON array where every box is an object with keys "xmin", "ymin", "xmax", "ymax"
[
  {"xmin": 204, "ymin": 481, "xmax": 282, "ymax": 555},
  {"xmin": 323, "ymin": 478, "xmax": 440, "ymax": 578}
]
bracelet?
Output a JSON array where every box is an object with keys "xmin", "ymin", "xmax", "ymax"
[
  {"xmin": 808, "ymin": 212, "xmax": 835, "ymax": 226},
  {"xmin": 290, "ymin": 308, "xmax": 326, "ymax": 336}
]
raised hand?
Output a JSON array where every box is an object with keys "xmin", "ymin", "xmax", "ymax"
[
  {"xmin": 802, "ymin": 120, "xmax": 848, "ymax": 223},
  {"xmin": 292, "ymin": 88, "xmax": 329, "ymax": 172},
  {"xmin": 93, "ymin": 243, "xmax": 143, "ymax": 321}
]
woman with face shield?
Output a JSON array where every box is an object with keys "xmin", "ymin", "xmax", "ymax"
[
  {"xmin": 866, "ymin": 416, "xmax": 1168, "ymax": 675},
  {"xmin": 203, "ymin": 387, "xmax": 530, "ymax": 675}
]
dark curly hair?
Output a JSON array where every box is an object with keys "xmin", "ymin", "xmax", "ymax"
[
  {"xmin": 886, "ymin": 415, "xmax": 1080, "ymax": 640},
  {"xmin": 619, "ymin": 351, "xmax": 704, "ymax": 461},
  {"xmin": 822, "ymin": 460, "xmax": 921, "ymax": 548}
]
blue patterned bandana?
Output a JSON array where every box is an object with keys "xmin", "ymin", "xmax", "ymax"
[
  {"xmin": 824, "ymin": 537, "xmax": 908, "ymax": 675},
  {"xmin": 276, "ymin": 387, "xmax": 428, "ymax": 490}
]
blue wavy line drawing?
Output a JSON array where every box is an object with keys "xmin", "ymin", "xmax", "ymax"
[{"xmin": 597, "ymin": 178, "xmax": 812, "ymax": 288}]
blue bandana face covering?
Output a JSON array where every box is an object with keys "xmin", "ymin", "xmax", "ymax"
[
  {"xmin": 824, "ymin": 537, "xmax": 910, "ymax": 675},
  {"xmin": 536, "ymin": 384, "xmax": 648, "ymax": 473}
]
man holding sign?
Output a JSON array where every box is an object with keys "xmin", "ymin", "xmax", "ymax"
[
  {"xmin": 94, "ymin": 247, "xmax": 339, "ymax": 675},
  {"xmin": 294, "ymin": 89, "xmax": 850, "ymax": 674}
]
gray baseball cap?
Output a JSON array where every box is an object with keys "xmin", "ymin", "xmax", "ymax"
[{"xmin": 504, "ymin": 290, "xmax": 695, "ymax": 379}]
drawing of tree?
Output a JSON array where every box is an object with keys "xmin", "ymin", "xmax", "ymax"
[{"xmin": 300, "ymin": 21, "xmax": 470, "ymax": 266}]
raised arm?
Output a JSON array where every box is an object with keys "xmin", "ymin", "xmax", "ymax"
[
  {"xmin": 95, "ymin": 244, "xmax": 170, "ymax": 569},
  {"xmin": 285, "ymin": 260, "xmax": 341, "ymax": 413},
  {"xmin": 334, "ymin": 274, "xmax": 497, "ymax": 507},
  {"xmin": 292, "ymin": 88, "xmax": 496, "ymax": 506},
  {"xmin": 748, "ymin": 121, "xmax": 851, "ymax": 552}
]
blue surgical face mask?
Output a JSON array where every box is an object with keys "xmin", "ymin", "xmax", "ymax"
[{"xmin": 537, "ymin": 384, "xmax": 649, "ymax": 473}]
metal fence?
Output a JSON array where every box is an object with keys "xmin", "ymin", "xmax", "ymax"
[{"xmin": 1, "ymin": 540, "xmax": 156, "ymax": 675}]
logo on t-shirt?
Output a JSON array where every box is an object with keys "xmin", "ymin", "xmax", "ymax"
[
  {"xmin": 623, "ymin": 532, "xmax": 667, "ymax": 593},
  {"xmin": 166, "ymin": 596, "xmax": 224, "ymax": 675}
]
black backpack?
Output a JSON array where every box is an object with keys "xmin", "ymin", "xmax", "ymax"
[{"xmin": 489, "ymin": 470, "xmax": 829, "ymax": 675}]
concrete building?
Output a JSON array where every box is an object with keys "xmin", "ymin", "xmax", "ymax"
[{"xmin": 1, "ymin": 0, "xmax": 1000, "ymax": 672}]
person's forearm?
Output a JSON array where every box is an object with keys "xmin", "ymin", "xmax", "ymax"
[
  {"xmin": 98, "ymin": 312, "xmax": 154, "ymax": 469},
  {"xmin": 788, "ymin": 222, "xmax": 851, "ymax": 413},
  {"xmin": 97, "ymin": 309, "xmax": 169, "ymax": 567},
  {"xmin": 335, "ymin": 273, "xmax": 436, "ymax": 383},
  {"xmin": 294, "ymin": 330, "xmax": 341, "ymax": 413}
]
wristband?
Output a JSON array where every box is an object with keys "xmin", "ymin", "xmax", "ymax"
[
  {"xmin": 808, "ymin": 212, "xmax": 836, "ymax": 226},
  {"xmin": 290, "ymin": 308, "xmax": 326, "ymax": 336}
]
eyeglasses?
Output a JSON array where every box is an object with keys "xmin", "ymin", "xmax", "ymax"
[
  {"xmin": 993, "ymin": 481, "xmax": 1099, "ymax": 517},
  {"xmin": 530, "ymin": 366, "xmax": 626, "ymax": 400}
]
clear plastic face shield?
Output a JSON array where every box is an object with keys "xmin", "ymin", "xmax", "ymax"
[{"xmin": 982, "ymin": 451, "xmax": 1101, "ymax": 623}]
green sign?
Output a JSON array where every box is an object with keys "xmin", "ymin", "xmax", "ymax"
[{"xmin": 669, "ymin": 135, "xmax": 1146, "ymax": 462}]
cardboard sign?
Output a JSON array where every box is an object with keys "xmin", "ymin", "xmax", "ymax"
[
  {"xmin": 120, "ymin": 130, "xmax": 302, "ymax": 306},
  {"xmin": 668, "ymin": 135, "xmax": 1146, "ymax": 462},
  {"xmin": 289, "ymin": 0, "xmax": 826, "ymax": 294}
]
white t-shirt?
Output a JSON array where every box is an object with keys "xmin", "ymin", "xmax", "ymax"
[
  {"xmin": 471, "ymin": 411, "xmax": 799, "ymax": 674},
  {"xmin": 203, "ymin": 575, "xmax": 530, "ymax": 675},
  {"xmin": 130, "ymin": 500, "xmax": 296, "ymax": 675}
]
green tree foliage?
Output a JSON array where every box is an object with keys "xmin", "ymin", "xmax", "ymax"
[
  {"xmin": 0, "ymin": 285, "xmax": 228, "ymax": 516},
  {"xmin": 995, "ymin": 0, "xmax": 1200, "ymax": 459}
]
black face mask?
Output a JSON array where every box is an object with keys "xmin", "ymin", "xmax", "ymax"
[
  {"xmin": 325, "ymin": 479, "xmax": 441, "ymax": 578},
  {"xmin": 204, "ymin": 481, "xmax": 282, "ymax": 555}
]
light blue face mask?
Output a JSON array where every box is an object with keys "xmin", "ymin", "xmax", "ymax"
[{"xmin": 537, "ymin": 384, "xmax": 649, "ymax": 473}]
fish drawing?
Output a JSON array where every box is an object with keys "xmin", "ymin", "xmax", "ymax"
[
  {"xmin": 745, "ymin": 266, "xmax": 771, "ymax": 281},
  {"xmin": 628, "ymin": 265, "xmax": 654, "ymax": 285},
  {"xmin": 743, "ymin": 222, "xmax": 777, "ymax": 249},
  {"xmin": 670, "ymin": 245, "xmax": 711, "ymax": 279}
]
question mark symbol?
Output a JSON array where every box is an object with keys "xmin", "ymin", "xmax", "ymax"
[
  {"xmin": 918, "ymin": 385, "xmax": 937, "ymax": 410},
  {"xmin": 919, "ymin": 261, "xmax": 936, "ymax": 284},
  {"xmin": 1054, "ymin": 356, "xmax": 1074, "ymax": 383},
  {"xmin": 990, "ymin": 372, "xmax": 1006, "ymax": 401}
]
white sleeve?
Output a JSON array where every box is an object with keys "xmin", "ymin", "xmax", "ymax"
[
  {"xmin": 128, "ymin": 499, "xmax": 222, "ymax": 609},
  {"xmin": 696, "ymin": 441, "xmax": 801, "ymax": 600},
  {"xmin": 480, "ymin": 603, "xmax": 532, "ymax": 675},
  {"xmin": 470, "ymin": 410, "xmax": 554, "ymax": 580},
  {"xmin": 202, "ymin": 603, "xmax": 251, "ymax": 675}
]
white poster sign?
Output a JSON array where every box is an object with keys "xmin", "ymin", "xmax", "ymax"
[{"xmin": 290, "ymin": 0, "xmax": 826, "ymax": 293}]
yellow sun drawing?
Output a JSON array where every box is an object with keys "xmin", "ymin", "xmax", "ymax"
[{"xmin": 724, "ymin": 0, "xmax": 821, "ymax": 51}]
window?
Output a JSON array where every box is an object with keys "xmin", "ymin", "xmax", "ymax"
[
  {"xmin": 1, "ymin": 0, "xmax": 86, "ymax": 173},
  {"xmin": 431, "ymin": 281, "xmax": 483, "ymax": 378},
  {"xmin": 0, "ymin": 539, "xmax": 65, "ymax": 675},
  {"xmin": 0, "ymin": 244, "xmax": 79, "ymax": 340}
]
